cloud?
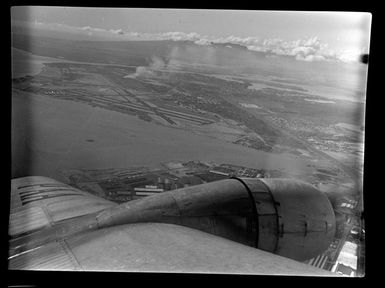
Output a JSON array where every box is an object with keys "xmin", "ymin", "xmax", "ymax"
[
  {"xmin": 159, "ymin": 31, "xmax": 201, "ymax": 41},
  {"xmin": 211, "ymin": 35, "xmax": 260, "ymax": 46},
  {"xmin": 334, "ymin": 49, "xmax": 363, "ymax": 63},
  {"xmin": 81, "ymin": 26, "xmax": 92, "ymax": 31},
  {"xmin": 194, "ymin": 38, "xmax": 211, "ymax": 45},
  {"xmin": 80, "ymin": 26, "xmax": 106, "ymax": 33},
  {"xmin": 292, "ymin": 46, "xmax": 316, "ymax": 57},
  {"xmin": 240, "ymin": 36, "xmax": 363, "ymax": 63},
  {"xmin": 246, "ymin": 45, "xmax": 268, "ymax": 52},
  {"xmin": 125, "ymin": 56, "xmax": 169, "ymax": 78},
  {"xmin": 110, "ymin": 29, "xmax": 124, "ymax": 35},
  {"xmin": 124, "ymin": 66, "xmax": 154, "ymax": 78},
  {"xmin": 296, "ymin": 54, "xmax": 326, "ymax": 62},
  {"xmin": 14, "ymin": 20, "xmax": 365, "ymax": 63},
  {"xmin": 149, "ymin": 56, "xmax": 167, "ymax": 69}
]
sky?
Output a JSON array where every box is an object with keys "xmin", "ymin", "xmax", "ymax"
[{"xmin": 11, "ymin": 7, "xmax": 372, "ymax": 63}]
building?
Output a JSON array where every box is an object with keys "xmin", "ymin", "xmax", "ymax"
[
  {"xmin": 332, "ymin": 241, "xmax": 358, "ymax": 276},
  {"xmin": 335, "ymin": 263, "xmax": 355, "ymax": 276},
  {"xmin": 134, "ymin": 186, "xmax": 164, "ymax": 197}
]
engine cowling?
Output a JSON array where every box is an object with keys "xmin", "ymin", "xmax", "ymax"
[
  {"xmin": 240, "ymin": 178, "xmax": 336, "ymax": 261},
  {"xmin": 96, "ymin": 177, "xmax": 336, "ymax": 262}
]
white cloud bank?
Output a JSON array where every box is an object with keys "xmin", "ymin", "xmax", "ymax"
[{"xmin": 14, "ymin": 20, "xmax": 366, "ymax": 63}]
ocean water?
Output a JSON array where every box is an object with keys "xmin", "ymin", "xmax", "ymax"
[
  {"xmin": 11, "ymin": 46, "xmax": 367, "ymax": 184},
  {"xmin": 12, "ymin": 89, "xmax": 313, "ymax": 182}
]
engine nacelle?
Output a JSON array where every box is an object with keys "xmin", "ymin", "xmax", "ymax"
[
  {"xmin": 241, "ymin": 178, "xmax": 336, "ymax": 261},
  {"xmin": 96, "ymin": 177, "xmax": 336, "ymax": 262}
]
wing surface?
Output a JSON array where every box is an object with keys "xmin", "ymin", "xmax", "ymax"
[
  {"xmin": 9, "ymin": 176, "xmax": 116, "ymax": 238},
  {"xmin": 9, "ymin": 222, "xmax": 335, "ymax": 276},
  {"xmin": 9, "ymin": 177, "xmax": 336, "ymax": 275}
]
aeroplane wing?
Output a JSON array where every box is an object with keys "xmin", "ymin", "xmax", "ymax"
[
  {"xmin": 8, "ymin": 176, "xmax": 337, "ymax": 276},
  {"xmin": 9, "ymin": 222, "xmax": 334, "ymax": 275},
  {"xmin": 9, "ymin": 176, "xmax": 116, "ymax": 238}
]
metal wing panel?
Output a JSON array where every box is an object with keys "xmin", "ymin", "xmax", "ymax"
[
  {"xmin": 9, "ymin": 176, "xmax": 116, "ymax": 238},
  {"xmin": 9, "ymin": 240, "xmax": 82, "ymax": 271},
  {"xmin": 10, "ymin": 222, "xmax": 335, "ymax": 275},
  {"xmin": 8, "ymin": 206, "xmax": 50, "ymax": 236},
  {"xmin": 9, "ymin": 177, "xmax": 337, "ymax": 275}
]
